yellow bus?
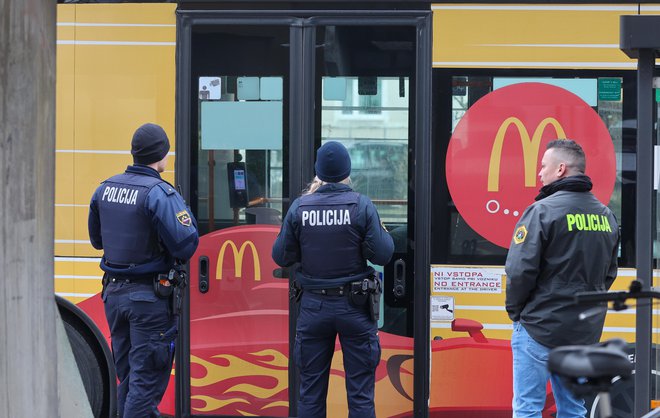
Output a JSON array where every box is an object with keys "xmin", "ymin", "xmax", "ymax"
[{"xmin": 55, "ymin": 2, "xmax": 660, "ymax": 417}]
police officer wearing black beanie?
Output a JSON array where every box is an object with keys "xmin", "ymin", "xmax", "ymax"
[
  {"xmin": 88, "ymin": 123, "xmax": 199, "ymax": 418},
  {"xmin": 273, "ymin": 141, "xmax": 394, "ymax": 418}
]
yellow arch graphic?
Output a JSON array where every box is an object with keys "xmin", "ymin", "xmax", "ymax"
[
  {"xmin": 487, "ymin": 117, "xmax": 566, "ymax": 192},
  {"xmin": 216, "ymin": 240, "xmax": 261, "ymax": 281}
]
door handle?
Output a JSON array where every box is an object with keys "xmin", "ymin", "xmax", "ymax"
[
  {"xmin": 199, "ymin": 256, "xmax": 209, "ymax": 293},
  {"xmin": 393, "ymin": 258, "xmax": 406, "ymax": 298}
]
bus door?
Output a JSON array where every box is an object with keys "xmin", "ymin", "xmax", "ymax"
[
  {"xmin": 176, "ymin": 11, "xmax": 431, "ymax": 418},
  {"xmin": 309, "ymin": 20, "xmax": 429, "ymax": 418}
]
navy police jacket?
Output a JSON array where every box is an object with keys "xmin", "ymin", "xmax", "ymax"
[
  {"xmin": 88, "ymin": 165, "xmax": 199, "ymax": 276},
  {"xmin": 272, "ymin": 183, "xmax": 394, "ymax": 289}
]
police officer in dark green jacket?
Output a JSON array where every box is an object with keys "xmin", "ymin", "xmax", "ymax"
[{"xmin": 505, "ymin": 139, "xmax": 619, "ymax": 418}]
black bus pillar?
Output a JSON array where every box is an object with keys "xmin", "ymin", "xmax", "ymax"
[{"xmin": 620, "ymin": 14, "xmax": 660, "ymax": 417}]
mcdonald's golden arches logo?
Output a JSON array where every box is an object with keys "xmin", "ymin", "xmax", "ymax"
[
  {"xmin": 487, "ymin": 117, "xmax": 566, "ymax": 192},
  {"xmin": 216, "ymin": 240, "xmax": 261, "ymax": 281}
]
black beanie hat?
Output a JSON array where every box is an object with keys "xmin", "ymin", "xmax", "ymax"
[
  {"xmin": 131, "ymin": 123, "xmax": 170, "ymax": 165},
  {"xmin": 315, "ymin": 141, "xmax": 351, "ymax": 183}
]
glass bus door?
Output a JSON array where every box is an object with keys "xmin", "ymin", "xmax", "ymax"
[
  {"xmin": 310, "ymin": 23, "xmax": 419, "ymax": 417},
  {"xmin": 176, "ymin": 13, "xmax": 431, "ymax": 417},
  {"xmin": 178, "ymin": 20, "xmax": 295, "ymax": 418}
]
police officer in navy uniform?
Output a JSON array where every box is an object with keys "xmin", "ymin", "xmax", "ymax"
[
  {"xmin": 88, "ymin": 123, "xmax": 199, "ymax": 418},
  {"xmin": 272, "ymin": 141, "xmax": 394, "ymax": 418}
]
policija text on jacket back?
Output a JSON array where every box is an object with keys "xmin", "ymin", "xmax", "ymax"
[
  {"xmin": 272, "ymin": 141, "xmax": 395, "ymax": 418},
  {"xmin": 88, "ymin": 123, "xmax": 199, "ymax": 418}
]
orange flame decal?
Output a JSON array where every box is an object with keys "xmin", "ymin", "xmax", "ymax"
[{"xmin": 190, "ymin": 350, "xmax": 289, "ymax": 414}]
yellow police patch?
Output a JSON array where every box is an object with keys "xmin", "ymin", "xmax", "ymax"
[
  {"xmin": 176, "ymin": 210, "xmax": 192, "ymax": 227},
  {"xmin": 513, "ymin": 225, "xmax": 527, "ymax": 244}
]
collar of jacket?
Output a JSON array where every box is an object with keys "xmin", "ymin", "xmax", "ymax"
[
  {"xmin": 125, "ymin": 164, "xmax": 162, "ymax": 179},
  {"xmin": 535, "ymin": 174, "xmax": 593, "ymax": 201},
  {"xmin": 317, "ymin": 183, "xmax": 353, "ymax": 193}
]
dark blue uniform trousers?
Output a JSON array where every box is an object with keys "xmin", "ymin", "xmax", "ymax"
[
  {"xmin": 294, "ymin": 291, "xmax": 381, "ymax": 418},
  {"xmin": 103, "ymin": 281, "xmax": 177, "ymax": 418}
]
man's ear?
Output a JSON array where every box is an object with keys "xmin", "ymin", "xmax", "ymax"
[{"xmin": 556, "ymin": 162, "xmax": 567, "ymax": 178}]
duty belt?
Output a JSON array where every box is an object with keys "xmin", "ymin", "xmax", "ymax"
[
  {"xmin": 107, "ymin": 275, "xmax": 157, "ymax": 285},
  {"xmin": 308, "ymin": 286, "xmax": 347, "ymax": 296},
  {"xmin": 307, "ymin": 277, "xmax": 377, "ymax": 297}
]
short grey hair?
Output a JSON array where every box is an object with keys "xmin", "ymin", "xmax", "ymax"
[{"xmin": 546, "ymin": 139, "xmax": 586, "ymax": 173}]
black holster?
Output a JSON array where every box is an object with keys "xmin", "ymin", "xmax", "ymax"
[
  {"xmin": 154, "ymin": 268, "xmax": 187, "ymax": 316},
  {"xmin": 154, "ymin": 274, "xmax": 174, "ymax": 299},
  {"xmin": 101, "ymin": 273, "xmax": 109, "ymax": 300},
  {"xmin": 368, "ymin": 281, "xmax": 382, "ymax": 322},
  {"xmin": 348, "ymin": 284, "xmax": 369, "ymax": 307},
  {"xmin": 171, "ymin": 285, "xmax": 184, "ymax": 315},
  {"xmin": 348, "ymin": 276, "xmax": 381, "ymax": 322},
  {"xmin": 290, "ymin": 280, "xmax": 303, "ymax": 303},
  {"xmin": 171, "ymin": 269, "xmax": 187, "ymax": 315}
]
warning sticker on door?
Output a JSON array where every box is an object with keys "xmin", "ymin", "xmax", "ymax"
[
  {"xmin": 431, "ymin": 296, "xmax": 455, "ymax": 321},
  {"xmin": 431, "ymin": 267, "xmax": 503, "ymax": 294}
]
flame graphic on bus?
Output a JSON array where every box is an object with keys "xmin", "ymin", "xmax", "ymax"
[
  {"xmin": 190, "ymin": 350, "xmax": 289, "ymax": 415},
  {"xmin": 188, "ymin": 346, "xmax": 415, "ymax": 416}
]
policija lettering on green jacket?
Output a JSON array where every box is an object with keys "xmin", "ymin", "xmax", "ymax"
[{"xmin": 566, "ymin": 213, "xmax": 612, "ymax": 232}]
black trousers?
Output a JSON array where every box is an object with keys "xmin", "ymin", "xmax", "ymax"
[
  {"xmin": 294, "ymin": 291, "xmax": 381, "ymax": 418},
  {"xmin": 103, "ymin": 281, "xmax": 177, "ymax": 418}
]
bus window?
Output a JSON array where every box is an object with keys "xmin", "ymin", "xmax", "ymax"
[
  {"xmin": 197, "ymin": 75, "xmax": 285, "ymax": 233},
  {"xmin": 322, "ymin": 76, "xmax": 409, "ymax": 226},
  {"xmin": 437, "ymin": 75, "xmax": 627, "ymax": 266}
]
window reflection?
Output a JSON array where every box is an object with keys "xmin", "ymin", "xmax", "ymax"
[{"xmin": 321, "ymin": 76, "xmax": 409, "ymax": 225}]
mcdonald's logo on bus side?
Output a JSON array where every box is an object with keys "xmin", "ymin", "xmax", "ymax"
[
  {"xmin": 216, "ymin": 240, "xmax": 261, "ymax": 281},
  {"xmin": 446, "ymin": 82, "xmax": 615, "ymax": 249},
  {"xmin": 487, "ymin": 117, "xmax": 566, "ymax": 192}
]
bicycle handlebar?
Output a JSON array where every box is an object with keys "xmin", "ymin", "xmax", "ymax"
[{"xmin": 575, "ymin": 280, "xmax": 660, "ymax": 309}]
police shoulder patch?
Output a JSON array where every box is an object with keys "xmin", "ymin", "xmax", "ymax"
[
  {"xmin": 176, "ymin": 210, "xmax": 192, "ymax": 227},
  {"xmin": 513, "ymin": 225, "xmax": 527, "ymax": 244}
]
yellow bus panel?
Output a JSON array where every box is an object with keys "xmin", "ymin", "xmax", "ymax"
[
  {"xmin": 432, "ymin": 4, "xmax": 660, "ymax": 69},
  {"xmin": 55, "ymin": 3, "xmax": 176, "ymax": 265}
]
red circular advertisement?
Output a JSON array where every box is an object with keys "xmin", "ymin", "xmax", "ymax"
[{"xmin": 446, "ymin": 82, "xmax": 616, "ymax": 249}]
